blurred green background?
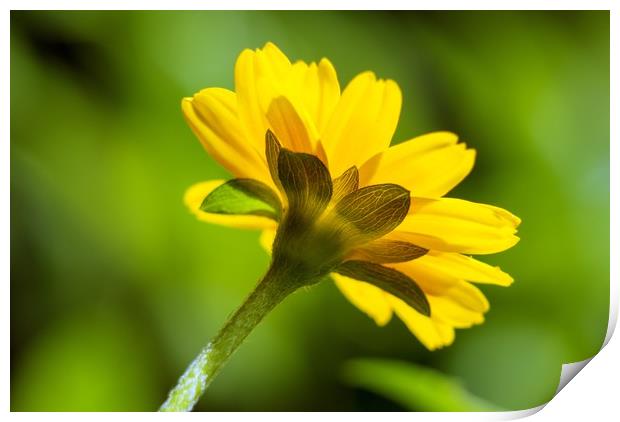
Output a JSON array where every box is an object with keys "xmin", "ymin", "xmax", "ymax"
[{"xmin": 10, "ymin": 11, "xmax": 609, "ymax": 411}]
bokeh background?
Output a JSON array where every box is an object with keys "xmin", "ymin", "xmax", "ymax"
[{"xmin": 10, "ymin": 10, "xmax": 609, "ymax": 411}]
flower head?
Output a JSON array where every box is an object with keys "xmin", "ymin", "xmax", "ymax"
[{"xmin": 182, "ymin": 42, "xmax": 520, "ymax": 350}]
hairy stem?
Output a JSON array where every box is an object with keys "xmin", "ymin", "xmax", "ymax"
[{"xmin": 159, "ymin": 264, "xmax": 305, "ymax": 412}]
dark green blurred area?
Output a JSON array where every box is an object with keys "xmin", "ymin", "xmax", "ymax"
[{"xmin": 10, "ymin": 10, "xmax": 609, "ymax": 411}]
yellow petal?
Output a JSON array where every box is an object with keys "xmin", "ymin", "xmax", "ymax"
[
  {"xmin": 323, "ymin": 72, "xmax": 402, "ymax": 175},
  {"xmin": 388, "ymin": 280, "xmax": 488, "ymax": 350},
  {"xmin": 393, "ymin": 197, "xmax": 521, "ymax": 254},
  {"xmin": 182, "ymin": 91, "xmax": 270, "ymax": 184},
  {"xmin": 316, "ymin": 59, "xmax": 341, "ymax": 133},
  {"xmin": 436, "ymin": 280, "xmax": 489, "ymax": 313},
  {"xmin": 234, "ymin": 47, "xmax": 279, "ymax": 149},
  {"xmin": 389, "ymin": 296, "xmax": 455, "ymax": 351},
  {"xmin": 265, "ymin": 96, "xmax": 317, "ymax": 154},
  {"xmin": 390, "ymin": 252, "xmax": 512, "ymax": 292},
  {"xmin": 425, "ymin": 281, "xmax": 488, "ymax": 329},
  {"xmin": 287, "ymin": 58, "xmax": 340, "ymax": 134},
  {"xmin": 259, "ymin": 229, "xmax": 276, "ymax": 253},
  {"xmin": 332, "ymin": 273, "xmax": 393, "ymax": 326},
  {"xmin": 334, "ymin": 253, "xmax": 492, "ymax": 350},
  {"xmin": 427, "ymin": 295, "xmax": 485, "ymax": 329},
  {"xmin": 234, "ymin": 43, "xmax": 334, "ymax": 156},
  {"xmin": 420, "ymin": 251, "xmax": 514, "ymax": 286},
  {"xmin": 261, "ymin": 42, "xmax": 292, "ymax": 77},
  {"xmin": 359, "ymin": 132, "xmax": 476, "ymax": 197},
  {"xmin": 388, "ymin": 259, "xmax": 461, "ymax": 296},
  {"xmin": 184, "ymin": 180, "xmax": 277, "ymax": 230}
]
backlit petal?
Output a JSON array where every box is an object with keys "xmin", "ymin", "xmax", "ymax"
[
  {"xmin": 389, "ymin": 252, "xmax": 513, "ymax": 294},
  {"xmin": 332, "ymin": 273, "xmax": 393, "ymax": 326},
  {"xmin": 184, "ymin": 180, "xmax": 277, "ymax": 230},
  {"xmin": 182, "ymin": 90, "xmax": 270, "ymax": 184},
  {"xmin": 388, "ymin": 258, "xmax": 461, "ymax": 295},
  {"xmin": 435, "ymin": 280, "xmax": 489, "ymax": 313},
  {"xmin": 389, "ymin": 296, "xmax": 455, "ymax": 351},
  {"xmin": 359, "ymin": 132, "xmax": 476, "ymax": 197},
  {"xmin": 316, "ymin": 59, "xmax": 341, "ymax": 133},
  {"xmin": 234, "ymin": 46, "xmax": 286, "ymax": 150},
  {"xmin": 427, "ymin": 295, "xmax": 485, "ymax": 329},
  {"xmin": 420, "ymin": 251, "xmax": 513, "ymax": 286},
  {"xmin": 259, "ymin": 229, "xmax": 277, "ymax": 253},
  {"xmin": 393, "ymin": 197, "xmax": 521, "ymax": 254},
  {"xmin": 261, "ymin": 42, "xmax": 292, "ymax": 76},
  {"xmin": 289, "ymin": 58, "xmax": 340, "ymax": 134},
  {"xmin": 234, "ymin": 43, "xmax": 334, "ymax": 157},
  {"xmin": 388, "ymin": 280, "xmax": 488, "ymax": 350},
  {"xmin": 323, "ymin": 72, "xmax": 402, "ymax": 175},
  {"xmin": 265, "ymin": 96, "xmax": 317, "ymax": 154}
]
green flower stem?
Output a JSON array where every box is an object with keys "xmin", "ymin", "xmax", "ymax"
[{"xmin": 159, "ymin": 263, "xmax": 308, "ymax": 412}]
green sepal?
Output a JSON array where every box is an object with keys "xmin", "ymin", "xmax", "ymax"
[
  {"xmin": 352, "ymin": 239, "xmax": 428, "ymax": 263},
  {"xmin": 332, "ymin": 183, "xmax": 411, "ymax": 244},
  {"xmin": 335, "ymin": 260, "xmax": 430, "ymax": 316},
  {"xmin": 200, "ymin": 178, "xmax": 282, "ymax": 221},
  {"xmin": 332, "ymin": 166, "xmax": 359, "ymax": 203},
  {"xmin": 277, "ymin": 148, "xmax": 333, "ymax": 221}
]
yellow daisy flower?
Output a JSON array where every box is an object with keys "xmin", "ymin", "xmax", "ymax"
[{"xmin": 182, "ymin": 42, "xmax": 520, "ymax": 352}]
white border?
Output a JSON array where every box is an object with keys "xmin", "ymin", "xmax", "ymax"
[{"xmin": 3, "ymin": 3, "xmax": 616, "ymax": 419}]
